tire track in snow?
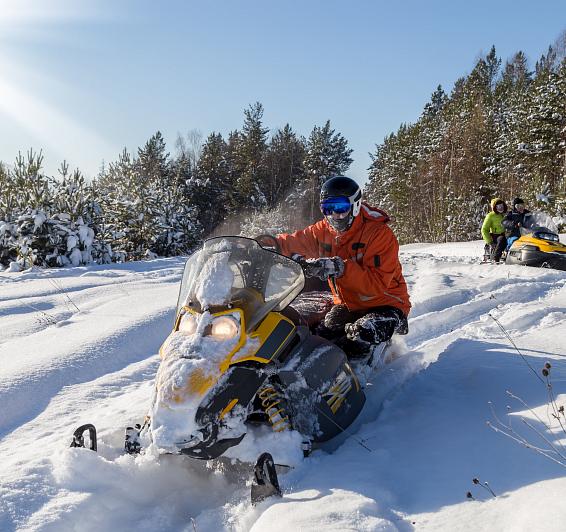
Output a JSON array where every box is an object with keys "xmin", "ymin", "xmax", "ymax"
[
  {"xmin": 0, "ymin": 305, "xmax": 175, "ymax": 438},
  {"xmin": 408, "ymin": 280, "xmax": 560, "ymax": 349}
]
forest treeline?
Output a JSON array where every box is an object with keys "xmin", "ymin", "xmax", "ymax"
[
  {"xmin": 0, "ymin": 105, "xmax": 353, "ymax": 268},
  {"xmin": 1, "ymin": 34, "xmax": 565, "ymax": 269},
  {"xmin": 366, "ymin": 38, "xmax": 566, "ymax": 243}
]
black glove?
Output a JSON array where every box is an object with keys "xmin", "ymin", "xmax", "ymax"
[
  {"xmin": 303, "ymin": 257, "xmax": 345, "ymax": 281},
  {"xmin": 345, "ymin": 320, "xmax": 374, "ymax": 346}
]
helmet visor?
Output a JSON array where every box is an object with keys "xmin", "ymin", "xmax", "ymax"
[{"xmin": 320, "ymin": 196, "xmax": 351, "ymax": 215}]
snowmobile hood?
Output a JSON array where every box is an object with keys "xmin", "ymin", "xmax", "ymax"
[
  {"xmin": 150, "ymin": 237, "xmax": 305, "ymax": 455},
  {"xmin": 151, "ymin": 304, "xmax": 296, "ymax": 454},
  {"xmin": 510, "ymin": 234, "xmax": 566, "ymax": 252}
]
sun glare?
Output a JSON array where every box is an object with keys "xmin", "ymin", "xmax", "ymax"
[{"xmin": 0, "ymin": 0, "xmax": 112, "ymax": 173}]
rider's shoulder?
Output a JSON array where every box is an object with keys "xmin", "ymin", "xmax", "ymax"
[{"xmin": 360, "ymin": 203, "xmax": 390, "ymax": 224}]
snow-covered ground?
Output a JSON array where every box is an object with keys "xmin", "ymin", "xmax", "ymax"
[{"xmin": 1, "ymin": 239, "xmax": 566, "ymax": 531}]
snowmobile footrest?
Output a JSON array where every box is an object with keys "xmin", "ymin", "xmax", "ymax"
[
  {"xmin": 251, "ymin": 452, "xmax": 281, "ymax": 504},
  {"xmin": 70, "ymin": 424, "xmax": 97, "ymax": 451}
]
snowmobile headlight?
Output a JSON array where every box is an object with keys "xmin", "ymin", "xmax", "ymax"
[
  {"xmin": 178, "ymin": 312, "xmax": 198, "ymax": 335},
  {"xmin": 210, "ymin": 315, "xmax": 240, "ymax": 340}
]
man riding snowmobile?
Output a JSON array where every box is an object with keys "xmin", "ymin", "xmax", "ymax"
[
  {"xmin": 503, "ymin": 198, "xmax": 530, "ymax": 247},
  {"xmin": 69, "ymin": 178, "xmax": 411, "ymax": 504},
  {"xmin": 271, "ymin": 176, "xmax": 410, "ymax": 358}
]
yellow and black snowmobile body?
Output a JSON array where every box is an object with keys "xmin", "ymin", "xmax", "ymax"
[
  {"xmin": 505, "ymin": 212, "xmax": 566, "ymax": 271},
  {"xmin": 69, "ymin": 236, "xmax": 376, "ymax": 503},
  {"xmin": 148, "ymin": 236, "xmax": 366, "ymax": 460}
]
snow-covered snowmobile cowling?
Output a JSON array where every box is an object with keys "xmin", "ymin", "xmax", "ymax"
[
  {"xmin": 505, "ymin": 212, "xmax": 566, "ymax": 271},
  {"xmin": 149, "ymin": 236, "xmax": 365, "ymax": 459}
]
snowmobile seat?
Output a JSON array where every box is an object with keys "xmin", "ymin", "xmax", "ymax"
[{"xmin": 284, "ymin": 291, "xmax": 334, "ymax": 327}]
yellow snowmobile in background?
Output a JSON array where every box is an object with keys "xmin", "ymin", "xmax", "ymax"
[{"xmin": 505, "ymin": 212, "xmax": 566, "ymax": 271}]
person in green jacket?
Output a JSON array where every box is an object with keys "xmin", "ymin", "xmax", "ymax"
[{"xmin": 481, "ymin": 198, "xmax": 508, "ymax": 263}]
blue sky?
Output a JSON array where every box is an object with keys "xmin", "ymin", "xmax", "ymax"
[{"xmin": 0, "ymin": 0, "xmax": 565, "ymax": 185}]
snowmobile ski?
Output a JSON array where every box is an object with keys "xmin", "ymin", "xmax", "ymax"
[
  {"xmin": 70, "ymin": 423, "xmax": 97, "ymax": 451},
  {"xmin": 251, "ymin": 452, "xmax": 282, "ymax": 504}
]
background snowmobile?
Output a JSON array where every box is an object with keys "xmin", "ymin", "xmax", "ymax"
[
  {"xmin": 505, "ymin": 212, "xmax": 566, "ymax": 271},
  {"xmin": 72, "ymin": 236, "xmax": 393, "ymax": 502}
]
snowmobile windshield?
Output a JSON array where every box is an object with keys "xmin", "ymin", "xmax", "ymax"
[
  {"xmin": 176, "ymin": 236, "xmax": 305, "ymax": 332},
  {"xmin": 520, "ymin": 212, "xmax": 559, "ymax": 236}
]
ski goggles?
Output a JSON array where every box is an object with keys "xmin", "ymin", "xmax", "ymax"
[{"xmin": 320, "ymin": 196, "xmax": 352, "ymax": 215}]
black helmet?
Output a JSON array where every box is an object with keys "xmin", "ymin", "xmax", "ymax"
[{"xmin": 319, "ymin": 176, "xmax": 362, "ymax": 232}]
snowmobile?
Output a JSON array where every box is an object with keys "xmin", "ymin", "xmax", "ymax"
[
  {"xmin": 505, "ymin": 212, "xmax": 566, "ymax": 271},
  {"xmin": 71, "ymin": 236, "xmax": 397, "ymax": 502}
]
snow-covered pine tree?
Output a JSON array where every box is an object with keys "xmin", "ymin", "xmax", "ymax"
[
  {"xmin": 132, "ymin": 131, "xmax": 171, "ymax": 257},
  {"xmin": 0, "ymin": 151, "xmax": 103, "ymax": 268},
  {"xmin": 518, "ymin": 55, "xmax": 565, "ymax": 212},
  {"xmin": 167, "ymin": 151, "xmax": 202, "ymax": 253},
  {"xmin": 48, "ymin": 161, "xmax": 99, "ymax": 266},
  {"xmin": 493, "ymin": 51, "xmax": 532, "ymax": 199},
  {"xmin": 8, "ymin": 150, "xmax": 54, "ymax": 268},
  {"xmin": 264, "ymin": 124, "xmax": 306, "ymax": 208},
  {"xmin": 192, "ymin": 132, "xmax": 234, "ymax": 237},
  {"xmin": 0, "ymin": 161, "xmax": 18, "ymax": 266},
  {"xmin": 231, "ymin": 102, "xmax": 270, "ymax": 213},
  {"xmin": 366, "ymin": 123, "xmax": 419, "ymax": 244},
  {"xmin": 241, "ymin": 125, "xmax": 307, "ymax": 235},
  {"xmin": 413, "ymin": 86, "xmax": 449, "ymax": 241},
  {"xmin": 303, "ymin": 120, "xmax": 353, "ymax": 223},
  {"xmin": 438, "ymin": 51, "xmax": 500, "ymax": 240}
]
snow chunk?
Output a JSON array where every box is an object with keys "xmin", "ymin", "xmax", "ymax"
[
  {"xmin": 194, "ymin": 251, "xmax": 234, "ymax": 308},
  {"xmin": 67, "ymin": 235, "xmax": 78, "ymax": 252},
  {"xmin": 78, "ymin": 224, "xmax": 94, "ymax": 247},
  {"xmin": 69, "ymin": 248, "xmax": 83, "ymax": 266},
  {"xmin": 7, "ymin": 261, "xmax": 22, "ymax": 272},
  {"xmin": 33, "ymin": 212, "xmax": 47, "ymax": 230}
]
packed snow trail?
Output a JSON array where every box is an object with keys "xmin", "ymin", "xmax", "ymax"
[{"xmin": 1, "ymin": 240, "xmax": 566, "ymax": 531}]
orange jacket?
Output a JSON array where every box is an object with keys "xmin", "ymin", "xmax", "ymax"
[{"xmin": 276, "ymin": 203, "xmax": 411, "ymax": 316}]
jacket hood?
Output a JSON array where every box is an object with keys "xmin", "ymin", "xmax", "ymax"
[
  {"xmin": 324, "ymin": 202, "xmax": 390, "ymax": 236},
  {"xmin": 490, "ymin": 198, "xmax": 507, "ymax": 213},
  {"xmin": 359, "ymin": 203, "xmax": 390, "ymax": 223}
]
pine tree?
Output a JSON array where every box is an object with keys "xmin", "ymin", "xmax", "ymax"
[
  {"xmin": 264, "ymin": 124, "xmax": 306, "ymax": 207},
  {"xmin": 231, "ymin": 102, "xmax": 270, "ymax": 212},
  {"xmin": 303, "ymin": 120, "xmax": 353, "ymax": 222},
  {"xmin": 193, "ymin": 132, "xmax": 234, "ymax": 236},
  {"xmin": 518, "ymin": 61, "xmax": 565, "ymax": 209},
  {"xmin": 493, "ymin": 51, "xmax": 532, "ymax": 198}
]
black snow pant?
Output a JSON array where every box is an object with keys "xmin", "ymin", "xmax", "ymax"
[
  {"xmin": 284, "ymin": 294, "xmax": 408, "ymax": 358},
  {"xmin": 317, "ymin": 304, "xmax": 407, "ymax": 358},
  {"xmin": 319, "ymin": 303, "xmax": 406, "ymax": 340},
  {"xmin": 487, "ymin": 233, "xmax": 507, "ymax": 262}
]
